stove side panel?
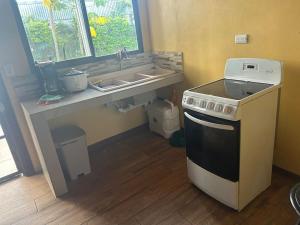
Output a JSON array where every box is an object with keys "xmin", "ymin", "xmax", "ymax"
[{"xmin": 238, "ymin": 89, "xmax": 279, "ymax": 210}]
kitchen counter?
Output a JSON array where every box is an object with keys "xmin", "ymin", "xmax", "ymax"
[
  {"xmin": 21, "ymin": 72, "xmax": 183, "ymax": 198},
  {"xmin": 22, "ymin": 72, "xmax": 183, "ymax": 119}
]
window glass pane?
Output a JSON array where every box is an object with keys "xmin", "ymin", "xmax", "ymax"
[
  {"xmin": 16, "ymin": 0, "xmax": 91, "ymax": 63},
  {"xmin": 84, "ymin": 0, "xmax": 140, "ymax": 57}
]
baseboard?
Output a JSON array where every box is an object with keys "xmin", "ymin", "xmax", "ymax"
[
  {"xmin": 273, "ymin": 165, "xmax": 300, "ymax": 179},
  {"xmin": 88, "ymin": 123, "xmax": 149, "ymax": 152}
]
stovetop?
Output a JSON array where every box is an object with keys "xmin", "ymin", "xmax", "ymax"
[
  {"xmin": 189, "ymin": 79, "xmax": 273, "ymax": 100},
  {"xmin": 182, "ymin": 59, "xmax": 282, "ymax": 121}
]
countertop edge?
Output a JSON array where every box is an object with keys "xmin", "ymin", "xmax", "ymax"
[{"xmin": 21, "ymin": 73, "xmax": 184, "ymax": 120}]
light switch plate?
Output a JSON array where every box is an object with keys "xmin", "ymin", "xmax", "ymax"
[{"xmin": 235, "ymin": 34, "xmax": 248, "ymax": 44}]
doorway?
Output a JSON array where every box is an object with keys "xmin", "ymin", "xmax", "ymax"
[
  {"xmin": 0, "ymin": 74, "xmax": 34, "ymax": 183},
  {"xmin": 0, "ymin": 124, "xmax": 19, "ymax": 182}
]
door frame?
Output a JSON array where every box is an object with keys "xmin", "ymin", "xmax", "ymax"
[{"xmin": 0, "ymin": 74, "xmax": 35, "ymax": 178}]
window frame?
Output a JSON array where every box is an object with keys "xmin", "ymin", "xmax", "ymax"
[{"xmin": 11, "ymin": 0, "xmax": 144, "ymax": 71}]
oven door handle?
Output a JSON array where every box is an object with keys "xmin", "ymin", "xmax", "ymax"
[{"xmin": 184, "ymin": 112, "xmax": 234, "ymax": 131}]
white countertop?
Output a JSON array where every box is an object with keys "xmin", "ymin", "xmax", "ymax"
[{"xmin": 21, "ymin": 73, "xmax": 183, "ymax": 120}]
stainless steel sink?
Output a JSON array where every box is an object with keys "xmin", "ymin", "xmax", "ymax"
[
  {"xmin": 119, "ymin": 74, "xmax": 152, "ymax": 83},
  {"xmin": 90, "ymin": 80, "xmax": 130, "ymax": 92},
  {"xmin": 89, "ymin": 66, "xmax": 176, "ymax": 92},
  {"xmin": 137, "ymin": 67, "xmax": 175, "ymax": 77}
]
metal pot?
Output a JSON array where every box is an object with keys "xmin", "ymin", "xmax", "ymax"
[{"xmin": 62, "ymin": 69, "xmax": 88, "ymax": 93}]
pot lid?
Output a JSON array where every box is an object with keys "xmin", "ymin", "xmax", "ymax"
[{"xmin": 64, "ymin": 68, "xmax": 84, "ymax": 76}]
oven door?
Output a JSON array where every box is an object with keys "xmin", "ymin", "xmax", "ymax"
[{"xmin": 184, "ymin": 109, "xmax": 240, "ymax": 182}]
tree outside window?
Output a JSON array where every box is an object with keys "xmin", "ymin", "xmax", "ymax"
[{"xmin": 15, "ymin": 0, "xmax": 141, "ymax": 63}]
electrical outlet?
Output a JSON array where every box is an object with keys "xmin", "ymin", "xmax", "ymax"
[{"xmin": 235, "ymin": 34, "xmax": 248, "ymax": 44}]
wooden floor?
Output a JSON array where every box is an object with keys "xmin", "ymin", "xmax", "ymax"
[{"xmin": 0, "ymin": 129, "xmax": 299, "ymax": 225}]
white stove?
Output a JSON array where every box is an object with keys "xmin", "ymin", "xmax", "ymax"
[
  {"xmin": 183, "ymin": 58, "xmax": 282, "ymax": 121},
  {"xmin": 182, "ymin": 58, "xmax": 282, "ymax": 211}
]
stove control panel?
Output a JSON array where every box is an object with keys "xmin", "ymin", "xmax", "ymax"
[
  {"xmin": 224, "ymin": 105, "xmax": 235, "ymax": 114},
  {"xmin": 207, "ymin": 102, "xmax": 216, "ymax": 111},
  {"xmin": 182, "ymin": 96, "xmax": 237, "ymax": 117},
  {"xmin": 186, "ymin": 97, "xmax": 195, "ymax": 105},
  {"xmin": 215, "ymin": 104, "xmax": 224, "ymax": 113}
]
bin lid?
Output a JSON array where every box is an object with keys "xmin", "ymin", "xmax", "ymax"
[
  {"xmin": 149, "ymin": 100, "xmax": 173, "ymax": 112},
  {"xmin": 148, "ymin": 100, "xmax": 179, "ymax": 118},
  {"xmin": 51, "ymin": 125, "xmax": 86, "ymax": 144}
]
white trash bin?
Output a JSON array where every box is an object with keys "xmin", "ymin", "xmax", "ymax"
[
  {"xmin": 147, "ymin": 99, "xmax": 180, "ymax": 139},
  {"xmin": 52, "ymin": 125, "xmax": 91, "ymax": 180}
]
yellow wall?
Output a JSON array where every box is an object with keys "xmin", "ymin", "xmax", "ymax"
[
  {"xmin": 147, "ymin": 0, "xmax": 300, "ymax": 175},
  {"xmin": 0, "ymin": 0, "xmax": 151, "ymax": 172}
]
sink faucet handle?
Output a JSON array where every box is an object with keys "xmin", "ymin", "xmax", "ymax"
[
  {"xmin": 116, "ymin": 47, "xmax": 129, "ymax": 60},
  {"xmin": 116, "ymin": 49, "xmax": 122, "ymax": 60},
  {"xmin": 122, "ymin": 47, "xmax": 129, "ymax": 59}
]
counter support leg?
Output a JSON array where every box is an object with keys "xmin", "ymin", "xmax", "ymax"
[{"xmin": 24, "ymin": 112, "xmax": 68, "ymax": 197}]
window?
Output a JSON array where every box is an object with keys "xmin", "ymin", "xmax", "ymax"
[
  {"xmin": 16, "ymin": 0, "xmax": 91, "ymax": 62},
  {"xmin": 13, "ymin": 0, "xmax": 143, "ymax": 65},
  {"xmin": 85, "ymin": 0, "xmax": 140, "ymax": 57}
]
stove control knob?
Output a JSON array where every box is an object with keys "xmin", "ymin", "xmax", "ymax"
[
  {"xmin": 207, "ymin": 102, "xmax": 215, "ymax": 111},
  {"xmin": 215, "ymin": 104, "xmax": 224, "ymax": 112},
  {"xmin": 224, "ymin": 106, "xmax": 235, "ymax": 114},
  {"xmin": 199, "ymin": 100, "xmax": 207, "ymax": 108},
  {"xmin": 187, "ymin": 97, "xmax": 195, "ymax": 105}
]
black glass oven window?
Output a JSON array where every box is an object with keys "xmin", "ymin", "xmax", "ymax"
[
  {"xmin": 184, "ymin": 110, "xmax": 240, "ymax": 182},
  {"xmin": 190, "ymin": 79, "xmax": 272, "ymax": 100}
]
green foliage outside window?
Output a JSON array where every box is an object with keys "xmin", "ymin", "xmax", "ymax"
[
  {"xmin": 18, "ymin": 0, "xmax": 140, "ymax": 62},
  {"xmin": 88, "ymin": 13, "xmax": 138, "ymax": 57},
  {"xmin": 24, "ymin": 17, "xmax": 54, "ymax": 61},
  {"xmin": 24, "ymin": 17, "xmax": 84, "ymax": 61}
]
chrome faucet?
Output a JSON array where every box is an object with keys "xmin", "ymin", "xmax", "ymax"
[
  {"xmin": 117, "ymin": 47, "xmax": 130, "ymax": 71},
  {"xmin": 117, "ymin": 47, "xmax": 129, "ymax": 61}
]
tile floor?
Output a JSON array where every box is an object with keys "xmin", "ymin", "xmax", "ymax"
[{"xmin": 0, "ymin": 126, "xmax": 18, "ymax": 179}]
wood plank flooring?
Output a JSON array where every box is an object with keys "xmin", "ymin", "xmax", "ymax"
[{"xmin": 0, "ymin": 129, "xmax": 299, "ymax": 225}]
